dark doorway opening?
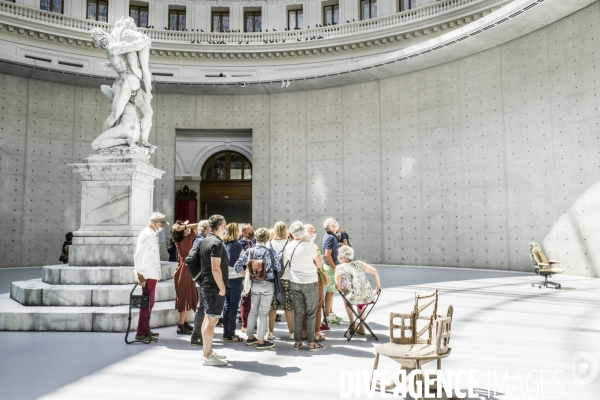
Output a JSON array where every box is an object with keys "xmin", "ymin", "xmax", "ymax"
[
  {"xmin": 203, "ymin": 200, "xmax": 251, "ymax": 223},
  {"xmin": 199, "ymin": 150, "xmax": 252, "ymax": 224}
]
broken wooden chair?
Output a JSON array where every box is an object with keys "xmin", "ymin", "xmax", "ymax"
[{"xmin": 371, "ymin": 290, "xmax": 453, "ymax": 399}]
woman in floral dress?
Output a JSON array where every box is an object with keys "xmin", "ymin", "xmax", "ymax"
[{"xmin": 334, "ymin": 245, "xmax": 381, "ymax": 335}]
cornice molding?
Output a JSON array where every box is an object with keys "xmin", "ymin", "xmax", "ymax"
[
  {"xmin": 0, "ymin": 0, "xmax": 595, "ymax": 94},
  {"xmin": 145, "ymin": 9, "xmax": 498, "ymax": 60},
  {"xmin": 0, "ymin": 0, "xmax": 507, "ymax": 56},
  {"xmin": 0, "ymin": 6, "xmax": 502, "ymax": 62}
]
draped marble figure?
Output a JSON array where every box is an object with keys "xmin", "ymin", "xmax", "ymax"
[{"xmin": 90, "ymin": 17, "xmax": 154, "ymax": 152}]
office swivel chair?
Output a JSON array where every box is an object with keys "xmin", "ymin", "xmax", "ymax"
[{"xmin": 529, "ymin": 242, "xmax": 563, "ymax": 289}]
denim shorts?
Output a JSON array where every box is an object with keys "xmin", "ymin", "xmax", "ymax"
[{"xmin": 200, "ymin": 284, "xmax": 225, "ymax": 318}]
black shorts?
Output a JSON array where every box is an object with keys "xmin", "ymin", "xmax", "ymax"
[{"xmin": 200, "ymin": 284, "xmax": 225, "ymax": 318}]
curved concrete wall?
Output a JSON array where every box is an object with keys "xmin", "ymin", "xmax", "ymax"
[{"xmin": 2, "ymin": 2, "xmax": 599, "ymax": 276}]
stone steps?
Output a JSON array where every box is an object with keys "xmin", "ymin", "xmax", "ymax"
[
  {"xmin": 0, "ymin": 293, "xmax": 191, "ymax": 332},
  {"xmin": 42, "ymin": 262, "xmax": 177, "ymax": 285},
  {"xmin": 0, "ymin": 261, "xmax": 189, "ymax": 332},
  {"xmin": 11, "ymin": 279, "xmax": 176, "ymax": 307}
]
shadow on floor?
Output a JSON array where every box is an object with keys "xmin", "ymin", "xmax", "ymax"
[
  {"xmin": 0, "ymin": 330, "xmax": 151, "ymax": 400},
  {"xmin": 0, "ymin": 264, "xmax": 537, "ymax": 399},
  {"xmin": 226, "ymin": 360, "xmax": 301, "ymax": 376}
]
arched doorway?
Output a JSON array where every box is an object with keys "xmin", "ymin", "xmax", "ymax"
[{"xmin": 199, "ymin": 150, "xmax": 252, "ymax": 223}]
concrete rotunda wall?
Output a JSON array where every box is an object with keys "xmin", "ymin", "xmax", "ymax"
[{"xmin": 1, "ymin": 3, "xmax": 600, "ymax": 276}]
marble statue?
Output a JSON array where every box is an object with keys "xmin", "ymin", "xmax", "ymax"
[
  {"xmin": 90, "ymin": 17, "xmax": 154, "ymax": 154},
  {"xmin": 91, "ymin": 86, "xmax": 140, "ymax": 150}
]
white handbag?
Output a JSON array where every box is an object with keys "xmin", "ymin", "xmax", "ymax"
[{"xmin": 241, "ymin": 269, "xmax": 252, "ymax": 297}]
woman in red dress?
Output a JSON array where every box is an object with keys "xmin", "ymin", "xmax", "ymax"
[{"xmin": 171, "ymin": 221, "xmax": 199, "ymax": 335}]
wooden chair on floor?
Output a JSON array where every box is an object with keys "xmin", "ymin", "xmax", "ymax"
[{"xmin": 370, "ymin": 290, "xmax": 453, "ymax": 399}]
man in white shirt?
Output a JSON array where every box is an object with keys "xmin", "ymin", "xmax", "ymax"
[{"xmin": 134, "ymin": 212, "xmax": 169, "ymax": 342}]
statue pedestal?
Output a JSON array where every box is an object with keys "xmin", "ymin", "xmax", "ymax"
[{"xmin": 69, "ymin": 151, "xmax": 164, "ymax": 266}]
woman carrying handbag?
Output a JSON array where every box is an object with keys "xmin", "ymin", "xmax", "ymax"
[
  {"xmin": 285, "ymin": 221, "xmax": 325, "ymax": 352},
  {"xmin": 234, "ymin": 228, "xmax": 281, "ymax": 350}
]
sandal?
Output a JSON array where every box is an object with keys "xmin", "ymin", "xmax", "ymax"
[
  {"xmin": 315, "ymin": 334, "xmax": 326, "ymax": 342},
  {"xmin": 308, "ymin": 343, "xmax": 325, "ymax": 352},
  {"xmin": 225, "ymin": 335, "xmax": 244, "ymax": 342},
  {"xmin": 293, "ymin": 342, "xmax": 304, "ymax": 350}
]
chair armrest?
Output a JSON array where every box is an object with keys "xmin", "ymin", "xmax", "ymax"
[
  {"xmin": 548, "ymin": 260, "xmax": 560, "ymax": 264},
  {"xmin": 537, "ymin": 263, "xmax": 549, "ymax": 267}
]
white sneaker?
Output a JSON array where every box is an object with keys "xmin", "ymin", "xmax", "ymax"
[
  {"xmin": 267, "ymin": 332, "xmax": 275, "ymax": 340},
  {"xmin": 289, "ymin": 333, "xmax": 295, "ymax": 340},
  {"xmin": 212, "ymin": 350, "xmax": 226, "ymax": 360},
  {"xmin": 202, "ymin": 353, "xmax": 227, "ymax": 366}
]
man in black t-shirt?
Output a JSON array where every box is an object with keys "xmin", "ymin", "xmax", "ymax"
[{"xmin": 199, "ymin": 214, "xmax": 229, "ymax": 366}]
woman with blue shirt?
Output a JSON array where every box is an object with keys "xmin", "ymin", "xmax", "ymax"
[
  {"xmin": 234, "ymin": 227, "xmax": 280, "ymax": 350},
  {"xmin": 222, "ymin": 223, "xmax": 245, "ymax": 342}
]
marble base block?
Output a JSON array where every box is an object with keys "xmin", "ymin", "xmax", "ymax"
[
  {"xmin": 69, "ymin": 157, "xmax": 164, "ymax": 266},
  {"xmin": 0, "ymin": 294, "xmax": 190, "ymax": 332},
  {"xmin": 11, "ymin": 278, "xmax": 177, "ymax": 307},
  {"xmin": 42, "ymin": 262, "xmax": 176, "ymax": 285}
]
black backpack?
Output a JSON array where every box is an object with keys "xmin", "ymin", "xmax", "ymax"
[
  {"xmin": 275, "ymin": 240, "xmax": 289, "ymax": 279},
  {"xmin": 185, "ymin": 246, "xmax": 202, "ymax": 282},
  {"xmin": 270, "ymin": 242, "xmax": 287, "ymax": 304}
]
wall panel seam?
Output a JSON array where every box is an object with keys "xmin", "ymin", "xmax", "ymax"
[
  {"xmin": 20, "ymin": 77, "xmax": 31, "ymax": 267},
  {"xmin": 69, "ymin": 82, "xmax": 76, "ymax": 236},
  {"xmin": 377, "ymin": 79, "xmax": 384, "ymax": 264},
  {"xmin": 499, "ymin": 43, "xmax": 511, "ymax": 271}
]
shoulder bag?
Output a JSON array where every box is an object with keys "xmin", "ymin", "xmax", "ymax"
[
  {"xmin": 271, "ymin": 242, "xmax": 287, "ymax": 304},
  {"xmin": 247, "ymin": 249, "xmax": 268, "ymax": 282},
  {"xmin": 317, "ymin": 265, "xmax": 332, "ymax": 287}
]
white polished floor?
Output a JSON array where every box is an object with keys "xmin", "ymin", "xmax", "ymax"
[{"xmin": 1, "ymin": 265, "xmax": 598, "ymax": 400}]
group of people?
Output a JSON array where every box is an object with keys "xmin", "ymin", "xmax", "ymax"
[{"xmin": 133, "ymin": 212, "xmax": 381, "ymax": 367}]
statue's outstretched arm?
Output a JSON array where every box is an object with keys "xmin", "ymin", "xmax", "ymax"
[{"xmin": 111, "ymin": 37, "xmax": 151, "ymax": 56}]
